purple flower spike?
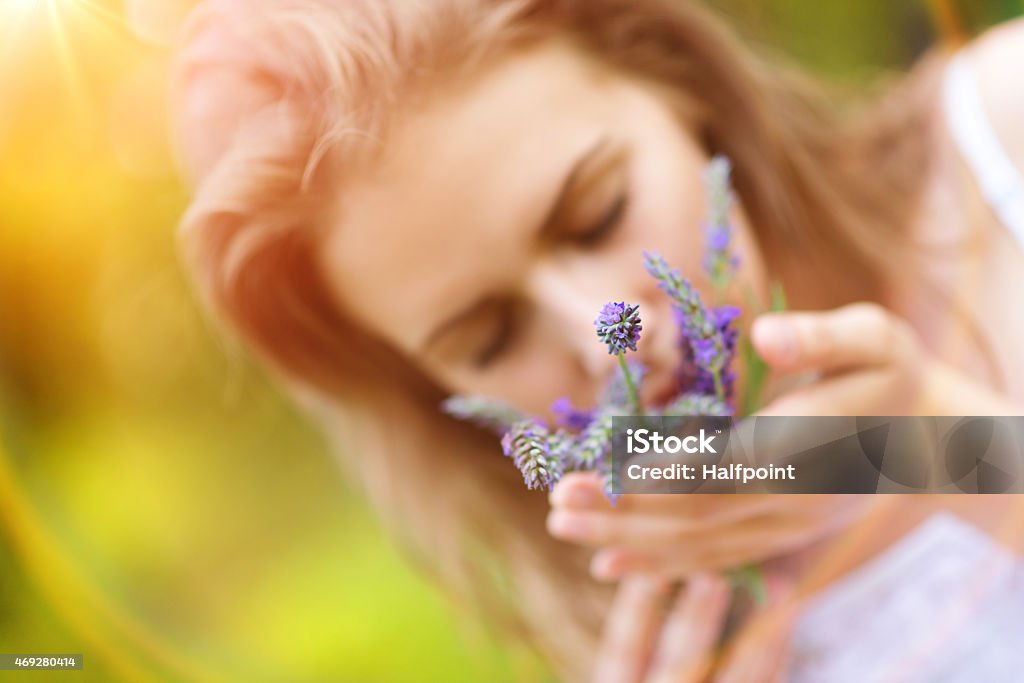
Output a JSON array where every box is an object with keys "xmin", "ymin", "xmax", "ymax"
[
  {"xmin": 595, "ymin": 301, "xmax": 642, "ymax": 355},
  {"xmin": 443, "ymin": 395, "xmax": 524, "ymax": 434},
  {"xmin": 660, "ymin": 392, "xmax": 730, "ymax": 417},
  {"xmin": 714, "ymin": 305, "xmax": 741, "ymax": 326},
  {"xmin": 643, "ymin": 252, "xmax": 729, "ymax": 376},
  {"xmin": 704, "ymin": 156, "xmax": 734, "ymax": 227},
  {"xmin": 547, "ymin": 429, "xmax": 576, "ymax": 469},
  {"xmin": 703, "ymin": 155, "xmax": 740, "ymax": 289},
  {"xmin": 599, "ymin": 463, "xmax": 621, "ymax": 505},
  {"xmin": 502, "ymin": 420, "xmax": 563, "ymax": 491},
  {"xmin": 708, "ymin": 229, "xmax": 731, "ymax": 251},
  {"xmin": 551, "ymin": 397, "xmax": 596, "ymax": 431},
  {"xmin": 576, "ymin": 408, "xmax": 616, "ymax": 469},
  {"xmin": 673, "ymin": 304, "xmax": 740, "ymax": 402}
]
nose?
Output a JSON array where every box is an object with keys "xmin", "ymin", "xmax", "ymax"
[{"xmin": 523, "ymin": 259, "xmax": 618, "ymax": 381}]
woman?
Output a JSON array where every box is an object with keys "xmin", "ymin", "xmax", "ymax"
[{"xmin": 171, "ymin": 0, "xmax": 1024, "ymax": 680}]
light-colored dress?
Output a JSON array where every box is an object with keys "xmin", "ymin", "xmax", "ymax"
[{"xmin": 791, "ymin": 513, "xmax": 1024, "ymax": 682}]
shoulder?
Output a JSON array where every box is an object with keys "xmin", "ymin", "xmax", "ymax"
[{"xmin": 964, "ymin": 18, "xmax": 1024, "ymax": 170}]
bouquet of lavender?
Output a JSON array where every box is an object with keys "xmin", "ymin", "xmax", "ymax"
[{"xmin": 443, "ymin": 156, "xmax": 781, "ymax": 601}]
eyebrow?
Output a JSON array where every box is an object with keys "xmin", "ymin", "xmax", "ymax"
[{"xmin": 420, "ymin": 136, "xmax": 609, "ymax": 354}]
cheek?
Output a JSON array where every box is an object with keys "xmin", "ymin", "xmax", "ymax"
[
  {"xmin": 621, "ymin": 132, "xmax": 709, "ymax": 279},
  {"xmin": 730, "ymin": 216, "xmax": 769, "ymax": 304},
  {"xmin": 447, "ymin": 351, "xmax": 583, "ymax": 416},
  {"xmin": 625, "ymin": 177, "xmax": 706, "ymax": 289}
]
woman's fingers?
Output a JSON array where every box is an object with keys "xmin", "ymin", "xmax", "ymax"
[
  {"xmin": 588, "ymin": 526, "xmax": 811, "ymax": 581},
  {"xmin": 551, "ymin": 473, "xmax": 779, "ymax": 517},
  {"xmin": 549, "ymin": 508, "xmax": 770, "ymax": 551},
  {"xmin": 752, "ymin": 302, "xmax": 914, "ymax": 374},
  {"xmin": 548, "ymin": 498, "xmax": 780, "ymax": 550},
  {"xmin": 580, "ymin": 497, "xmax": 856, "ymax": 580},
  {"xmin": 550, "ymin": 480, "xmax": 867, "ymax": 578},
  {"xmin": 592, "ymin": 576, "xmax": 672, "ymax": 683},
  {"xmin": 711, "ymin": 601, "xmax": 800, "ymax": 683},
  {"xmin": 589, "ymin": 573, "xmax": 797, "ymax": 683},
  {"xmin": 548, "ymin": 499, "xmax": 793, "ymax": 553},
  {"xmin": 646, "ymin": 573, "xmax": 731, "ymax": 683},
  {"xmin": 549, "ymin": 471, "xmax": 608, "ymax": 507},
  {"xmin": 755, "ymin": 366, "xmax": 924, "ymax": 416},
  {"xmin": 750, "ymin": 304, "xmax": 926, "ymax": 417}
]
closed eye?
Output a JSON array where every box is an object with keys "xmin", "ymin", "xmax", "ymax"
[
  {"xmin": 473, "ymin": 302, "xmax": 516, "ymax": 368},
  {"xmin": 576, "ymin": 191, "xmax": 628, "ymax": 248}
]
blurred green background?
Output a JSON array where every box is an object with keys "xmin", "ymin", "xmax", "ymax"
[{"xmin": 0, "ymin": 1, "xmax": 1019, "ymax": 681}]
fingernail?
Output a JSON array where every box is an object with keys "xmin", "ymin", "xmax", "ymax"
[
  {"xmin": 565, "ymin": 486, "xmax": 599, "ymax": 507},
  {"xmin": 547, "ymin": 511, "xmax": 586, "ymax": 538},
  {"xmin": 755, "ymin": 317, "xmax": 797, "ymax": 364}
]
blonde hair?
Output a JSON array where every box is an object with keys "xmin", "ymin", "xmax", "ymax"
[{"xmin": 173, "ymin": 1, "xmax": 942, "ymax": 679}]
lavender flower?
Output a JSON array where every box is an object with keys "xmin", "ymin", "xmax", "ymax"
[
  {"xmin": 595, "ymin": 301, "xmax": 642, "ymax": 354},
  {"xmin": 599, "ymin": 462, "xmax": 620, "ymax": 505},
  {"xmin": 501, "ymin": 420, "xmax": 563, "ymax": 491},
  {"xmin": 674, "ymin": 304, "xmax": 740, "ymax": 403},
  {"xmin": 660, "ymin": 392, "xmax": 729, "ymax": 417},
  {"xmin": 703, "ymin": 155, "xmax": 740, "ymax": 290},
  {"xmin": 551, "ymin": 397, "xmax": 595, "ymax": 431},
  {"xmin": 643, "ymin": 251, "xmax": 729, "ymax": 399},
  {"xmin": 547, "ymin": 428, "xmax": 576, "ymax": 469},
  {"xmin": 442, "ymin": 395, "xmax": 525, "ymax": 434},
  {"xmin": 595, "ymin": 301, "xmax": 644, "ymax": 414},
  {"xmin": 575, "ymin": 407, "xmax": 616, "ymax": 469}
]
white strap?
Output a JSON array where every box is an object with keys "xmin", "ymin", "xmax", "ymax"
[{"xmin": 943, "ymin": 53, "xmax": 1024, "ymax": 250}]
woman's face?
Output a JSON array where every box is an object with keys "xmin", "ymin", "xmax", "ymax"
[{"xmin": 317, "ymin": 40, "xmax": 766, "ymax": 416}]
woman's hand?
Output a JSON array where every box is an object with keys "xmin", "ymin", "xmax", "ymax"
[
  {"xmin": 548, "ymin": 473, "xmax": 864, "ymax": 579},
  {"xmin": 592, "ymin": 573, "xmax": 794, "ymax": 683},
  {"xmin": 552, "ymin": 303, "xmax": 945, "ymax": 578},
  {"xmin": 751, "ymin": 301, "xmax": 1019, "ymax": 416}
]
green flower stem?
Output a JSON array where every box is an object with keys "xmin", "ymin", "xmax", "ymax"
[
  {"xmin": 739, "ymin": 280, "xmax": 787, "ymax": 416},
  {"xmin": 727, "ymin": 564, "xmax": 767, "ymax": 606},
  {"xmin": 712, "ymin": 370, "xmax": 725, "ymax": 403},
  {"xmin": 616, "ymin": 352, "xmax": 642, "ymax": 415}
]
